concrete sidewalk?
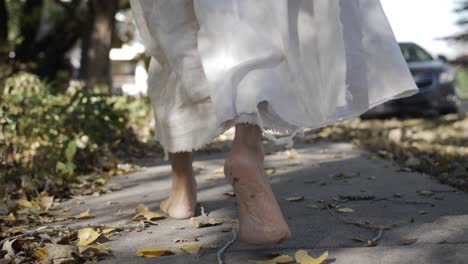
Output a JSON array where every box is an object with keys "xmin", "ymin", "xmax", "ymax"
[{"xmin": 61, "ymin": 141, "xmax": 468, "ymax": 264}]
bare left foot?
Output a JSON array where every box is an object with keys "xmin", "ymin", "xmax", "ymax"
[
  {"xmin": 160, "ymin": 178, "xmax": 197, "ymax": 219},
  {"xmin": 160, "ymin": 152, "xmax": 197, "ymax": 219}
]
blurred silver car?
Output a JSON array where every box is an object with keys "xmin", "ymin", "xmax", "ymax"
[{"xmin": 363, "ymin": 42, "xmax": 461, "ymax": 117}]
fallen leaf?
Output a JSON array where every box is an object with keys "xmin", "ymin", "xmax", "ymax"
[
  {"xmin": 44, "ymin": 243, "xmax": 78, "ymax": 260},
  {"xmin": 72, "ymin": 209, "xmax": 95, "ymax": 219},
  {"xmin": 295, "ymin": 250, "xmax": 329, "ymax": 264},
  {"xmin": 2, "ymin": 239, "xmax": 16, "ymax": 256},
  {"xmin": 256, "ymin": 255, "xmax": 294, "ymax": 264},
  {"xmin": 284, "ymin": 149, "xmax": 303, "ymax": 159},
  {"xmin": 95, "ymin": 178, "xmax": 107, "ymax": 186},
  {"xmin": 101, "ymin": 228, "xmax": 115, "ymax": 234},
  {"xmin": 190, "ymin": 216, "xmax": 225, "ymax": 228},
  {"xmin": 76, "ymin": 228, "xmax": 101, "ymax": 246},
  {"xmin": 223, "ymin": 191, "xmax": 236, "ymax": 197},
  {"xmin": 136, "ymin": 247, "xmax": 173, "ymax": 258},
  {"xmin": 336, "ymin": 207, "xmax": 354, "ymax": 213},
  {"xmin": 6, "ymin": 213, "xmax": 16, "ymax": 222},
  {"xmin": 133, "ymin": 204, "xmax": 165, "ymax": 222},
  {"xmin": 179, "ymin": 244, "xmax": 201, "ymax": 255},
  {"xmin": 265, "ymin": 168, "xmax": 277, "ymax": 175},
  {"xmin": 306, "ymin": 204, "xmax": 319, "ymax": 209},
  {"xmin": 417, "ymin": 190, "xmax": 434, "ymax": 197},
  {"xmin": 17, "ymin": 199, "xmax": 41, "ymax": 210},
  {"xmin": 285, "ymin": 196, "xmax": 305, "ymax": 202},
  {"xmin": 34, "ymin": 247, "xmax": 48, "ymax": 261},
  {"xmin": 37, "ymin": 196, "xmax": 54, "ymax": 211},
  {"xmin": 213, "ymin": 167, "xmax": 224, "ymax": 174},
  {"xmin": 79, "ymin": 243, "xmax": 111, "ymax": 255}
]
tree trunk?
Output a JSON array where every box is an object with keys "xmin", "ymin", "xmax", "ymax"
[
  {"xmin": 0, "ymin": 0, "xmax": 7, "ymax": 45},
  {"xmin": 80, "ymin": 0, "xmax": 118, "ymax": 92}
]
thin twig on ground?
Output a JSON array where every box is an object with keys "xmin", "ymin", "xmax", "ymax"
[
  {"xmin": 325, "ymin": 202, "xmax": 397, "ymax": 230},
  {"xmin": 217, "ymin": 224, "xmax": 238, "ymax": 264},
  {"xmin": 371, "ymin": 198, "xmax": 434, "ymax": 206}
]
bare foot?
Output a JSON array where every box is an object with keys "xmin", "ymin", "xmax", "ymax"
[
  {"xmin": 224, "ymin": 125, "xmax": 291, "ymax": 244},
  {"xmin": 160, "ymin": 152, "xmax": 197, "ymax": 219},
  {"xmin": 160, "ymin": 179, "xmax": 197, "ymax": 219}
]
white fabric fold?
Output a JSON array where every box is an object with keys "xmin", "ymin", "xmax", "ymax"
[{"xmin": 130, "ymin": 0, "xmax": 418, "ymax": 154}]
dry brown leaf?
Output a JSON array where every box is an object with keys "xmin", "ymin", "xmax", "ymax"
[
  {"xmin": 336, "ymin": 207, "xmax": 354, "ymax": 213},
  {"xmin": 285, "ymin": 196, "xmax": 305, "ymax": 202},
  {"xmin": 37, "ymin": 196, "xmax": 54, "ymax": 211},
  {"xmin": 223, "ymin": 191, "xmax": 236, "ymax": 197},
  {"xmin": 136, "ymin": 247, "xmax": 174, "ymax": 258},
  {"xmin": 72, "ymin": 209, "xmax": 95, "ymax": 219},
  {"xmin": 44, "ymin": 243, "xmax": 78, "ymax": 261},
  {"xmin": 34, "ymin": 247, "xmax": 48, "ymax": 261},
  {"xmin": 76, "ymin": 228, "xmax": 101, "ymax": 246},
  {"xmin": 190, "ymin": 216, "xmax": 225, "ymax": 228},
  {"xmin": 2, "ymin": 239, "xmax": 16, "ymax": 256},
  {"xmin": 17, "ymin": 199, "xmax": 41, "ymax": 210},
  {"xmin": 295, "ymin": 250, "xmax": 329, "ymax": 264},
  {"xmin": 284, "ymin": 149, "xmax": 303, "ymax": 159},
  {"xmin": 6, "ymin": 213, "xmax": 16, "ymax": 222},
  {"xmin": 213, "ymin": 167, "xmax": 224, "ymax": 174},
  {"xmin": 101, "ymin": 228, "xmax": 116, "ymax": 234},
  {"xmin": 133, "ymin": 204, "xmax": 165, "ymax": 222},
  {"xmin": 179, "ymin": 244, "xmax": 201, "ymax": 255},
  {"xmin": 256, "ymin": 255, "xmax": 294, "ymax": 264},
  {"xmin": 78, "ymin": 243, "xmax": 111, "ymax": 255}
]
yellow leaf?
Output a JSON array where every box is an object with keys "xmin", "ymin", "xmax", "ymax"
[
  {"xmin": 135, "ymin": 203, "xmax": 149, "ymax": 214},
  {"xmin": 6, "ymin": 213, "xmax": 16, "ymax": 222},
  {"xmin": 295, "ymin": 250, "xmax": 329, "ymax": 264},
  {"xmin": 213, "ymin": 167, "xmax": 224, "ymax": 174},
  {"xmin": 37, "ymin": 196, "xmax": 54, "ymax": 211},
  {"xmin": 72, "ymin": 209, "xmax": 95, "ymax": 219},
  {"xmin": 17, "ymin": 199, "xmax": 41, "ymax": 210},
  {"xmin": 95, "ymin": 178, "xmax": 107, "ymax": 186},
  {"xmin": 284, "ymin": 149, "xmax": 303, "ymax": 159},
  {"xmin": 336, "ymin": 207, "xmax": 354, "ymax": 213},
  {"xmin": 79, "ymin": 243, "xmax": 111, "ymax": 254},
  {"xmin": 265, "ymin": 168, "xmax": 277, "ymax": 175},
  {"xmin": 34, "ymin": 247, "xmax": 48, "ymax": 261},
  {"xmin": 256, "ymin": 255, "xmax": 294, "ymax": 264},
  {"xmin": 76, "ymin": 228, "xmax": 100, "ymax": 246},
  {"xmin": 133, "ymin": 204, "xmax": 165, "ymax": 222},
  {"xmin": 285, "ymin": 196, "xmax": 305, "ymax": 202},
  {"xmin": 136, "ymin": 247, "xmax": 173, "ymax": 258},
  {"xmin": 179, "ymin": 244, "xmax": 201, "ymax": 255},
  {"xmin": 101, "ymin": 228, "xmax": 115, "ymax": 234},
  {"xmin": 223, "ymin": 191, "xmax": 235, "ymax": 197}
]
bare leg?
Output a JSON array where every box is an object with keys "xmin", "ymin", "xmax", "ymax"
[
  {"xmin": 224, "ymin": 124, "xmax": 291, "ymax": 244},
  {"xmin": 160, "ymin": 152, "xmax": 197, "ymax": 219}
]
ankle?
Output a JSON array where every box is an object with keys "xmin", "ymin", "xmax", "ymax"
[{"xmin": 233, "ymin": 124, "xmax": 263, "ymax": 150}]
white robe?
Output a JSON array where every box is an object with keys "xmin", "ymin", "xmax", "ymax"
[{"xmin": 130, "ymin": 0, "xmax": 418, "ymax": 154}]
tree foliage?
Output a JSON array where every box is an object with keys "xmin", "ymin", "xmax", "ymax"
[{"xmin": 444, "ymin": 0, "xmax": 468, "ymax": 42}]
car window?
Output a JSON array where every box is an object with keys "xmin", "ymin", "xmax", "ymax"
[{"xmin": 399, "ymin": 43, "xmax": 433, "ymax": 62}]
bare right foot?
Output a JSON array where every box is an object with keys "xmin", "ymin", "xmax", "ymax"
[{"xmin": 224, "ymin": 124, "xmax": 291, "ymax": 245}]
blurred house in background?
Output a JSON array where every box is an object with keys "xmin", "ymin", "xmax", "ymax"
[{"xmin": 110, "ymin": 43, "xmax": 148, "ymax": 96}]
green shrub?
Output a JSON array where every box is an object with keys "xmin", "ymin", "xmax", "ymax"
[{"xmin": 0, "ymin": 72, "xmax": 143, "ymax": 198}]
